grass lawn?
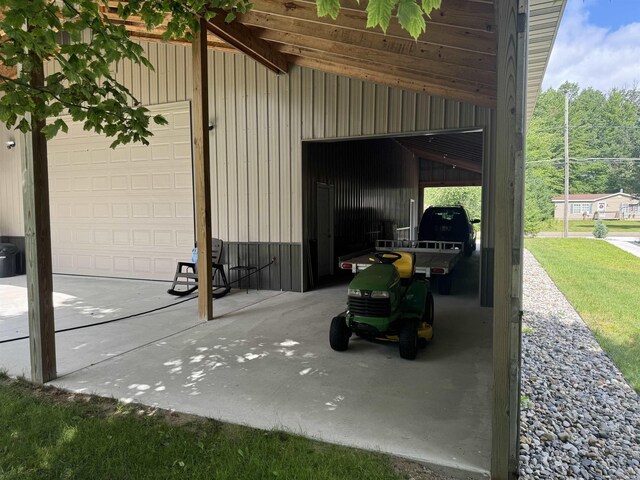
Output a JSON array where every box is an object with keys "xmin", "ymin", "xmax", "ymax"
[
  {"xmin": 0, "ymin": 375, "xmax": 415, "ymax": 480},
  {"xmin": 543, "ymin": 219, "xmax": 640, "ymax": 233},
  {"xmin": 526, "ymin": 238, "xmax": 640, "ymax": 392}
]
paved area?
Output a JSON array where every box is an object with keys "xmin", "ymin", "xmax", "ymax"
[
  {"xmin": 607, "ymin": 239, "xmax": 640, "ymax": 258},
  {"xmin": 0, "ymin": 253, "xmax": 491, "ymax": 478}
]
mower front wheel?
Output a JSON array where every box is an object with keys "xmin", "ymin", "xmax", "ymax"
[
  {"xmin": 399, "ymin": 321, "xmax": 418, "ymax": 360},
  {"xmin": 330, "ymin": 315, "xmax": 350, "ymax": 351}
]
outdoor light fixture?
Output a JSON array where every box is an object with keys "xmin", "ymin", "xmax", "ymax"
[{"xmin": 5, "ymin": 140, "xmax": 15, "ymax": 150}]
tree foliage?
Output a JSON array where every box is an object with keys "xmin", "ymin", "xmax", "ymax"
[
  {"xmin": 1, "ymin": 0, "xmax": 439, "ymax": 147},
  {"xmin": 423, "ymin": 186, "xmax": 482, "ymax": 221},
  {"xmin": 526, "ymin": 82, "xmax": 640, "ymax": 228},
  {"xmin": 317, "ymin": 0, "xmax": 442, "ymax": 39}
]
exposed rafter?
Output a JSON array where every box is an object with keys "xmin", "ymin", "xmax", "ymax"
[{"xmin": 205, "ymin": 11, "xmax": 288, "ymax": 74}]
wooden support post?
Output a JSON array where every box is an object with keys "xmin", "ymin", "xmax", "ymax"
[
  {"xmin": 192, "ymin": 16, "xmax": 213, "ymax": 321},
  {"xmin": 21, "ymin": 56, "xmax": 57, "ymax": 384},
  {"xmin": 492, "ymin": 0, "xmax": 527, "ymax": 478}
]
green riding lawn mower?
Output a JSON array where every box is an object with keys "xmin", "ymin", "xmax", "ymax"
[{"xmin": 329, "ymin": 251, "xmax": 434, "ymax": 360}]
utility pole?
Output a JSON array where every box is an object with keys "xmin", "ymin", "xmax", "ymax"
[{"xmin": 563, "ymin": 93, "xmax": 569, "ymax": 238}]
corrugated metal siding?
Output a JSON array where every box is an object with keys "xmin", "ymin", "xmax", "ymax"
[
  {"xmin": 303, "ymin": 138, "xmax": 419, "ymax": 256},
  {"xmin": 0, "ymin": 122, "xmax": 24, "ymax": 236},
  {"xmin": 37, "ymin": 40, "xmax": 496, "ymax": 292}
]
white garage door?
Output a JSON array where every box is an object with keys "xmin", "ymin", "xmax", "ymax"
[{"xmin": 48, "ymin": 101, "xmax": 194, "ymax": 281}]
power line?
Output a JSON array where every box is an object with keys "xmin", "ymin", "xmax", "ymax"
[
  {"xmin": 528, "ymin": 124, "xmax": 640, "ymax": 133},
  {"xmin": 526, "ymin": 157, "xmax": 640, "ymax": 165}
]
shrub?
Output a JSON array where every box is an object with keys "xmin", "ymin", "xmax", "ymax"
[{"xmin": 593, "ymin": 220, "xmax": 608, "ymax": 238}]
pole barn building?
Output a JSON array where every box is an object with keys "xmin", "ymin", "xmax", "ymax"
[{"xmin": 0, "ymin": 1, "xmax": 566, "ymax": 478}]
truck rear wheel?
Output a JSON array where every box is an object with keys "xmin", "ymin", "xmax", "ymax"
[
  {"xmin": 330, "ymin": 315, "xmax": 350, "ymax": 351},
  {"xmin": 399, "ymin": 321, "xmax": 418, "ymax": 360}
]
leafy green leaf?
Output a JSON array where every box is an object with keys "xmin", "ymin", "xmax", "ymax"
[
  {"xmin": 316, "ymin": 0, "xmax": 341, "ymax": 20},
  {"xmin": 397, "ymin": 0, "xmax": 426, "ymax": 39},
  {"xmin": 366, "ymin": 0, "xmax": 398, "ymax": 33}
]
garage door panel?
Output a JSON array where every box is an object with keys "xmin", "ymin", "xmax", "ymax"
[{"xmin": 48, "ymin": 101, "xmax": 194, "ymax": 281}]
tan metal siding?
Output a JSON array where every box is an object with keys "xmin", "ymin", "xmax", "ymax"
[
  {"xmin": 40, "ymin": 42, "xmax": 494, "ymax": 251},
  {"xmin": 0, "ymin": 123, "xmax": 24, "ymax": 236}
]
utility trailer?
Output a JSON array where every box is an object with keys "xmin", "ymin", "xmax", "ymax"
[{"xmin": 338, "ymin": 239, "xmax": 464, "ymax": 295}]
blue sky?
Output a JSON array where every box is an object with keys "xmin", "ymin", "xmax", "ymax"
[{"xmin": 543, "ymin": 0, "xmax": 640, "ymax": 91}]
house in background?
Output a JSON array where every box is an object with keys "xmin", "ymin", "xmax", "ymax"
[{"xmin": 552, "ymin": 190, "xmax": 640, "ymax": 220}]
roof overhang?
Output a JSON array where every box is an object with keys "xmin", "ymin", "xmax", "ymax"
[
  {"xmin": 3, "ymin": 1, "xmax": 566, "ymax": 113},
  {"xmin": 527, "ymin": 0, "xmax": 567, "ymax": 121}
]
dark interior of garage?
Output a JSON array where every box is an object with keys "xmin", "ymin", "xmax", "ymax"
[{"xmin": 302, "ymin": 131, "xmax": 483, "ymax": 291}]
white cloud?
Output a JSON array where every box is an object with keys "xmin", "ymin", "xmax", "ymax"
[{"xmin": 542, "ymin": 0, "xmax": 640, "ymax": 92}]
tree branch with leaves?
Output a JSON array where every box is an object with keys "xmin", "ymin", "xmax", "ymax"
[{"xmin": 0, "ymin": 0, "xmax": 441, "ymax": 147}]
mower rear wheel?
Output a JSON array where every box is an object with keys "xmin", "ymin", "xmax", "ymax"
[
  {"xmin": 423, "ymin": 292, "xmax": 435, "ymax": 326},
  {"xmin": 330, "ymin": 315, "xmax": 350, "ymax": 351},
  {"xmin": 399, "ymin": 321, "xmax": 418, "ymax": 360}
]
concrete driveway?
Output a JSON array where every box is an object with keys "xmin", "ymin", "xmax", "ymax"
[{"xmin": 0, "ymin": 254, "xmax": 491, "ymax": 478}]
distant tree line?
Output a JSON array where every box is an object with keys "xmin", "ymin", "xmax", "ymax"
[{"xmin": 525, "ymin": 82, "xmax": 640, "ymax": 233}]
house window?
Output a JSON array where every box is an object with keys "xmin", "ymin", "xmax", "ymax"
[{"xmin": 571, "ymin": 203, "xmax": 592, "ymax": 214}]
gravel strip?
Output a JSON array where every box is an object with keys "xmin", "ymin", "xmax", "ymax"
[{"xmin": 519, "ymin": 250, "xmax": 640, "ymax": 479}]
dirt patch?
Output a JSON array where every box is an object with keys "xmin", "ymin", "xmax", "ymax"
[{"xmin": 392, "ymin": 458, "xmax": 476, "ymax": 480}]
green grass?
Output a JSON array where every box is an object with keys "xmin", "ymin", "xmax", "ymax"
[
  {"xmin": 0, "ymin": 375, "xmax": 408, "ymax": 480},
  {"xmin": 543, "ymin": 219, "xmax": 640, "ymax": 233},
  {"xmin": 526, "ymin": 238, "xmax": 640, "ymax": 392}
]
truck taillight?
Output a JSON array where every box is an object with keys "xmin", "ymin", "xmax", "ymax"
[
  {"xmin": 340, "ymin": 262, "xmax": 353, "ymax": 270},
  {"xmin": 432, "ymin": 268, "xmax": 445, "ymax": 274}
]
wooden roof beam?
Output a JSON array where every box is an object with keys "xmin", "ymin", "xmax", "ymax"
[
  {"xmin": 249, "ymin": 0, "xmax": 496, "ymax": 55},
  {"xmin": 239, "ymin": 11, "xmax": 495, "ymax": 72},
  {"xmin": 283, "ymin": 47, "xmax": 496, "ymax": 107},
  {"xmin": 205, "ymin": 12, "xmax": 288, "ymax": 74},
  {"xmin": 252, "ymin": 27, "xmax": 495, "ymax": 87},
  {"xmin": 320, "ymin": 0, "xmax": 495, "ymax": 32}
]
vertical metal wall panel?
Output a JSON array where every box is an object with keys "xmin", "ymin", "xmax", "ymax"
[
  {"xmin": 362, "ymin": 82, "xmax": 376, "ymax": 135},
  {"xmin": 429, "ymin": 96, "xmax": 446, "ymax": 130},
  {"xmin": 374, "ymin": 85, "xmax": 389, "ymax": 135},
  {"xmin": 401, "ymin": 90, "xmax": 417, "ymax": 132},
  {"xmin": 25, "ymin": 42, "xmax": 496, "ymax": 293},
  {"xmin": 312, "ymin": 70, "xmax": 325, "ymax": 139},
  {"xmin": 225, "ymin": 53, "xmax": 239, "ymax": 243},
  {"xmin": 256, "ymin": 66, "xmax": 270, "ymax": 241},
  {"xmin": 0, "ymin": 122, "xmax": 24, "ymax": 236},
  {"xmin": 290, "ymin": 67, "xmax": 303, "ymax": 256},
  {"xmin": 175, "ymin": 46, "xmax": 186, "ymax": 102},
  {"xmin": 166, "ymin": 44, "xmax": 177, "ymax": 103},
  {"xmin": 388, "ymin": 88, "xmax": 403, "ymax": 133},
  {"xmin": 246, "ymin": 60, "xmax": 260, "ymax": 242},
  {"xmin": 445, "ymin": 101, "xmax": 461, "ymax": 129},
  {"xmin": 157, "ymin": 43, "xmax": 168, "ymax": 104},
  {"xmin": 303, "ymin": 139, "xmax": 419, "ymax": 261},
  {"xmin": 236, "ymin": 56, "xmax": 249, "ymax": 243},
  {"xmin": 348, "ymin": 79, "xmax": 363, "ymax": 137},
  {"xmin": 278, "ymin": 74, "xmax": 292, "ymax": 244},
  {"xmin": 140, "ymin": 42, "xmax": 151, "ymax": 106},
  {"xmin": 325, "ymin": 74, "xmax": 338, "ymax": 139},
  {"xmin": 267, "ymin": 71, "xmax": 281, "ymax": 242},
  {"xmin": 336, "ymin": 76, "xmax": 350, "ymax": 137},
  {"xmin": 416, "ymin": 94, "xmax": 431, "ymax": 131}
]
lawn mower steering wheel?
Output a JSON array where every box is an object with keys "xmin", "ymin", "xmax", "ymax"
[{"xmin": 374, "ymin": 252, "xmax": 402, "ymax": 265}]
